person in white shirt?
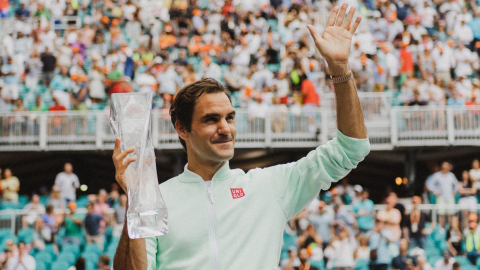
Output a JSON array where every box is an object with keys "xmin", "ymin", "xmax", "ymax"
[
  {"xmin": 419, "ymin": 1, "xmax": 437, "ymax": 33},
  {"xmin": 328, "ymin": 224, "xmax": 356, "ymax": 270},
  {"xmin": 453, "ymin": 19, "xmax": 474, "ymax": 46},
  {"xmin": 434, "ymin": 251, "xmax": 455, "ymax": 270},
  {"xmin": 432, "ymin": 43, "xmax": 455, "ymax": 87},
  {"xmin": 429, "ymin": 161, "xmax": 459, "ymax": 228},
  {"xmin": 470, "ymin": 159, "xmax": 480, "ymax": 197},
  {"xmin": 407, "ymin": 19, "xmax": 428, "ymax": 42},
  {"xmin": 202, "ymin": 57, "xmax": 222, "ymax": 82},
  {"xmin": 6, "ymin": 242, "xmax": 35, "ymax": 270},
  {"xmin": 54, "ymin": 163, "xmax": 80, "ymax": 202},
  {"xmin": 134, "ymin": 69, "xmax": 157, "ymax": 94},
  {"xmin": 454, "ymin": 43, "xmax": 473, "ymax": 78}
]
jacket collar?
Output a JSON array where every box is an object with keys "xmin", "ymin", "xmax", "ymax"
[{"xmin": 179, "ymin": 161, "xmax": 231, "ymax": 183}]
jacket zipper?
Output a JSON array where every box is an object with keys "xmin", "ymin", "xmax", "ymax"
[{"xmin": 204, "ymin": 181, "xmax": 218, "ymax": 270}]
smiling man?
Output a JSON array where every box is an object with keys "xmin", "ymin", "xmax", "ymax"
[{"xmin": 112, "ymin": 4, "xmax": 369, "ymax": 270}]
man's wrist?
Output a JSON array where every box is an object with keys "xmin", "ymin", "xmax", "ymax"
[{"xmin": 328, "ymin": 61, "xmax": 350, "ymax": 77}]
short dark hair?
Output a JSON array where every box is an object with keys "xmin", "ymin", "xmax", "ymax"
[
  {"xmin": 98, "ymin": 254, "xmax": 110, "ymax": 266},
  {"xmin": 169, "ymin": 78, "xmax": 231, "ymax": 150}
]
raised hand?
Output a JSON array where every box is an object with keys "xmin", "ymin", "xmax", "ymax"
[{"xmin": 307, "ymin": 4, "xmax": 361, "ymax": 76}]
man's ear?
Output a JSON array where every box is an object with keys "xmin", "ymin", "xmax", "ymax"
[{"xmin": 175, "ymin": 121, "xmax": 188, "ymax": 141}]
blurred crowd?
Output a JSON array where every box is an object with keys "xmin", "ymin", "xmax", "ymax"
[
  {"xmin": 281, "ymin": 158, "xmax": 480, "ymax": 270},
  {"xmin": 0, "ymin": 163, "xmax": 124, "ymax": 270},
  {"xmin": 0, "ymin": 0, "xmax": 478, "ymax": 116}
]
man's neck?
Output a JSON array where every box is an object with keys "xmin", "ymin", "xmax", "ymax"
[{"xmin": 187, "ymin": 159, "xmax": 227, "ymax": 181}]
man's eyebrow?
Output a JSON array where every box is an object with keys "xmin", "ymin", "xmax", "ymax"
[{"xmin": 201, "ymin": 111, "xmax": 236, "ymax": 120}]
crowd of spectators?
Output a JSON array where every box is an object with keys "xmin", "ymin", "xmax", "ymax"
[
  {"xmin": 281, "ymin": 158, "xmax": 480, "ymax": 270},
  {"xmin": 0, "ymin": 0, "xmax": 478, "ymax": 118},
  {"xmin": 0, "ymin": 162, "xmax": 125, "ymax": 269}
]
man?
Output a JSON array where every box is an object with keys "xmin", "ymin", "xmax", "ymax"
[
  {"xmin": 308, "ymin": 201, "xmax": 334, "ymax": 249},
  {"xmin": 113, "ymin": 4, "xmax": 369, "ymax": 269},
  {"xmin": 84, "ymin": 203, "xmax": 105, "ymax": 251},
  {"xmin": 40, "ymin": 47, "xmax": 56, "ymax": 86},
  {"xmin": 369, "ymin": 219, "xmax": 394, "ymax": 270},
  {"xmin": 113, "ymin": 194, "xmax": 127, "ymax": 237},
  {"xmin": 391, "ymin": 239, "xmax": 418, "ymax": 270},
  {"xmin": 434, "ymin": 251, "xmax": 455, "ymax": 270},
  {"xmin": 405, "ymin": 196, "xmax": 432, "ymax": 249},
  {"xmin": 97, "ymin": 254, "xmax": 111, "ymax": 270},
  {"xmin": 352, "ymin": 189, "xmax": 374, "ymax": 233},
  {"xmin": 1, "ymin": 57, "xmax": 19, "ymax": 102},
  {"xmin": 54, "ymin": 163, "xmax": 80, "ymax": 202},
  {"xmin": 465, "ymin": 221, "xmax": 480, "ymax": 265},
  {"xmin": 293, "ymin": 248, "xmax": 320, "ymax": 270},
  {"xmin": 22, "ymin": 194, "xmax": 45, "ymax": 229},
  {"xmin": 5, "ymin": 242, "xmax": 35, "ymax": 270},
  {"xmin": 62, "ymin": 201, "xmax": 83, "ymax": 246},
  {"xmin": 1, "ymin": 168, "xmax": 19, "ymax": 202},
  {"xmin": 429, "ymin": 161, "xmax": 459, "ymax": 228}
]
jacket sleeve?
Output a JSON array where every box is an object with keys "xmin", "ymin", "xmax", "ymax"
[{"xmin": 262, "ymin": 129, "xmax": 370, "ymax": 220}]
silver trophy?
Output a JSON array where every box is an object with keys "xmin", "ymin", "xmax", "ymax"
[{"xmin": 110, "ymin": 92, "xmax": 168, "ymax": 239}]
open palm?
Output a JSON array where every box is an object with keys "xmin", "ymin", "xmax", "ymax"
[{"xmin": 307, "ymin": 4, "xmax": 362, "ymax": 65}]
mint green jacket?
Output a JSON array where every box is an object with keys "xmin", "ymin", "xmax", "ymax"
[{"xmin": 146, "ymin": 130, "xmax": 370, "ymax": 270}]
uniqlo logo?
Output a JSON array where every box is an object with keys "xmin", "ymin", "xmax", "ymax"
[{"xmin": 230, "ymin": 188, "xmax": 245, "ymax": 199}]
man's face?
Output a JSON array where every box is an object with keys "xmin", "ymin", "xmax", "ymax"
[
  {"xmin": 299, "ymin": 249, "xmax": 309, "ymax": 263},
  {"xmin": 181, "ymin": 92, "xmax": 236, "ymax": 165}
]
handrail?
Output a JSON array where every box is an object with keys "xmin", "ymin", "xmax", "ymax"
[{"xmin": 0, "ymin": 105, "xmax": 479, "ymax": 151}]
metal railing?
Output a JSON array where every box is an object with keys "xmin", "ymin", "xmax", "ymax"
[{"xmin": 0, "ymin": 103, "xmax": 479, "ymax": 151}]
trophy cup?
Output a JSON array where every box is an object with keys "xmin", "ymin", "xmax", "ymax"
[{"xmin": 110, "ymin": 92, "xmax": 168, "ymax": 239}]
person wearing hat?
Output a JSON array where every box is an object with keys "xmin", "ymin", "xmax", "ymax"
[
  {"xmin": 405, "ymin": 196, "xmax": 432, "ymax": 249},
  {"xmin": 62, "ymin": 201, "xmax": 83, "ymax": 246},
  {"xmin": 308, "ymin": 201, "xmax": 334, "ymax": 249},
  {"xmin": 46, "ymin": 185, "xmax": 66, "ymax": 212},
  {"xmin": 352, "ymin": 189, "xmax": 375, "ymax": 234},
  {"xmin": 369, "ymin": 11, "xmax": 388, "ymax": 42},
  {"xmin": 391, "ymin": 238, "xmax": 418, "ymax": 270}
]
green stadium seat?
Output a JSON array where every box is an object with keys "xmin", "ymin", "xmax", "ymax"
[
  {"xmin": 0, "ymin": 201, "xmax": 24, "ymax": 210},
  {"xmin": 428, "ymin": 255, "xmax": 442, "ymax": 266},
  {"xmin": 35, "ymin": 251, "xmax": 53, "ymax": 268},
  {"xmin": 44, "ymin": 243, "xmax": 58, "ymax": 259},
  {"xmin": 35, "ymin": 261, "xmax": 47, "ymax": 270},
  {"xmin": 51, "ymin": 261, "xmax": 70, "ymax": 270},
  {"xmin": 57, "ymin": 252, "xmax": 76, "ymax": 265},
  {"xmin": 18, "ymin": 195, "xmax": 28, "ymax": 205},
  {"xmin": 86, "ymin": 260, "xmax": 95, "ymax": 270},
  {"xmin": 82, "ymin": 251, "xmax": 99, "ymax": 265},
  {"xmin": 355, "ymin": 259, "xmax": 369, "ymax": 270},
  {"xmin": 309, "ymin": 259, "xmax": 326, "ymax": 270},
  {"xmin": 84, "ymin": 243, "xmax": 102, "ymax": 255},
  {"xmin": 267, "ymin": 64, "xmax": 280, "ymax": 73},
  {"xmin": 62, "ymin": 244, "xmax": 80, "ymax": 257}
]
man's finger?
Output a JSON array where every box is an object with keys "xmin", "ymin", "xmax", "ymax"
[
  {"xmin": 342, "ymin": 6, "xmax": 356, "ymax": 29},
  {"xmin": 326, "ymin": 6, "xmax": 340, "ymax": 27},
  {"xmin": 335, "ymin": 4, "xmax": 348, "ymax": 27},
  {"xmin": 307, "ymin": 25, "xmax": 324, "ymax": 48},
  {"xmin": 116, "ymin": 146, "xmax": 136, "ymax": 162},
  {"xmin": 113, "ymin": 138, "xmax": 121, "ymax": 156},
  {"xmin": 124, "ymin": 156, "xmax": 137, "ymax": 167},
  {"xmin": 349, "ymin": 16, "xmax": 362, "ymax": 35}
]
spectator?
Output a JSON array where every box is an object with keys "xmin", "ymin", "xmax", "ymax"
[
  {"xmin": 458, "ymin": 170, "xmax": 477, "ymax": 228},
  {"xmin": 405, "ymin": 196, "xmax": 432, "ymax": 249},
  {"xmin": 469, "ymin": 159, "xmax": 480, "ymax": 198},
  {"xmin": 113, "ymin": 194, "xmax": 127, "ymax": 237},
  {"xmin": 434, "ymin": 251, "xmax": 456, "ymax": 270},
  {"xmin": 22, "ymin": 194, "xmax": 45, "ymax": 230},
  {"xmin": 40, "ymin": 205, "xmax": 57, "ymax": 244},
  {"xmin": 1, "ymin": 168, "xmax": 20, "ymax": 203},
  {"xmin": 62, "ymin": 201, "xmax": 83, "ymax": 246},
  {"xmin": 1, "ymin": 57, "xmax": 19, "ymax": 102},
  {"xmin": 325, "ymin": 224, "xmax": 355, "ymax": 270},
  {"xmin": 377, "ymin": 196, "xmax": 402, "ymax": 242},
  {"xmin": 429, "ymin": 161, "xmax": 459, "ymax": 228},
  {"xmin": 297, "ymin": 224, "xmax": 322, "ymax": 250},
  {"xmin": 369, "ymin": 219, "xmax": 394, "ymax": 270},
  {"xmin": 282, "ymin": 247, "xmax": 300, "ymax": 270},
  {"xmin": 46, "ymin": 185, "xmax": 66, "ymax": 211},
  {"xmin": 40, "ymin": 47, "xmax": 56, "ymax": 87},
  {"xmin": 54, "ymin": 163, "xmax": 80, "ymax": 202},
  {"xmin": 352, "ymin": 189, "xmax": 375, "ymax": 234},
  {"xmin": 94, "ymin": 189, "xmax": 111, "ymax": 218},
  {"xmin": 308, "ymin": 201, "xmax": 334, "ymax": 248},
  {"xmin": 5, "ymin": 242, "xmax": 35, "ymax": 270},
  {"xmin": 391, "ymin": 238, "xmax": 418, "ymax": 270},
  {"xmin": 97, "ymin": 254, "xmax": 110, "ymax": 270},
  {"xmin": 453, "ymin": 262, "xmax": 461, "ymax": 270},
  {"xmin": 84, "ymin": 203, "xmax": 105, "ymax": 250},
  {"xmin": 447, "ymin": 216, "xmax": 463, "ymax": 256},
  {"xmin": 332, "ymin": 204, "xmax": 355, "ymax": 235},
  {"xmin": 354, "ymin": 234, "xmax": 371, "ymax": 261},
  {"xmin": 465, "ymin": 221, "xmax": 480, "ymax": 265}
]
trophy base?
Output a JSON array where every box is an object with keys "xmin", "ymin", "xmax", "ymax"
[{"xmin": 127, "ymin": 209, "xmax": 169, "ymax": 239}]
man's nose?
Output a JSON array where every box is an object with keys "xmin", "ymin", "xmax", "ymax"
[{"xmin": 217, "ymin": 119, "xmax": 231, "ymax": 134}]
